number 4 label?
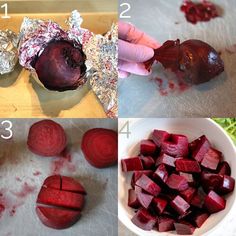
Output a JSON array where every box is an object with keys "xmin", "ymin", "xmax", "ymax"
[
  {"xmin": 1, "ymin": 3, "xmax": 10, "ymax": 19},
  {"xmin": 119, "ymin": 120, "xmax": 131, "ymax": 138}
]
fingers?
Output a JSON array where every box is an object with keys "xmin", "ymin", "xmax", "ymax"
[
  {"xmin": 118, "ymin": 70, "xmax": 131, "ymax": 79},
  {"xmin": 118, "ymin": 21, "xmax": 160, "ymax": 49},
  {"xmin": 119, "ymin": 60, "xmax": 151, "ymax": 76}
]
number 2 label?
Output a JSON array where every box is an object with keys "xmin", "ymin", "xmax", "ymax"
[{"xmin": 120, "ymin": 3, "xmax": 131, "ymax": 19}]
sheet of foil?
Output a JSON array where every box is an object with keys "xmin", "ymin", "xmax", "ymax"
[{"xmin": 0, "ymin": 30, "xmax": 18, "ymax": 75}]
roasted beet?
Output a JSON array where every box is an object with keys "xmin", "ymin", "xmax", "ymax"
[
  {"xmin": 157, "ymin": 216, "xmax": 175, "ymax": 232},
  {"xmin": 156, "ymin": 153, "xmax": 176, "ymax": 168},
  {"xmin": 137, "ymin": 192, "xmax": 154, "ymax": 209},
  {"xmin": 34, "ymin": 40, "xmax": 86, "ymax": 91},
  {"xmin": 152, "ymin": 197, "xmax": 168, "ymax": 214},
  {"xmin": 153, "ymin": 164, "xmax": 169, "ymax": 183},
  {"xmin": 193, "ymin": 212, "xmax": 209, "ymax": 228},
  {"xmin": 128, "ymin": 189, "xmax": 140, "ymax": 209},
  {"xmin": 121, "ymin": 157, "xmax": 143, "ymax": 172},
  {"xmin": 131, "ymin": 170, "xmax": 153, "ymax": 188},
  {"xmin": 175, "ymin": 159, "xmax": 201, "ymax": 173},
  {"xmin": 140, "ymin": 140, "xmax": 156, "ymax": 155},
  {"xmin": 174, "ymin": 221, "xmax": 195, "ymax": 235},
  {"xmin": 180, "ymin": 187, "xmax": 196, "ymax": 203},
  {"xmin": 152, "ymin": 130, "xmax": 170, "ymax": 147},
  {"xmin": 217, "ymin": 161, "xmax": 231, "ymax": 175},
  {"xmin": 204, "ymin": 190, "xmax": 226, "ymax": 213},
  {"xmin": 166, "ymin": 174, "xmax": 189, "ymax": 191},
  {"xmin": 201, "ymin": 148, "xmax": 222, "ymax": 170},
  {"xmin": 171, "ymin": 195, "xmax": 190, "ymax": 215},
  {"xmin": 141, "ymin": 156, "xmax": 155, "ymax": 169}
]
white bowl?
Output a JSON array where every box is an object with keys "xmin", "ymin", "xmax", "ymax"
[{"xmin": 118, "ymin": 118, "xmax": 236, "ymax": 236}]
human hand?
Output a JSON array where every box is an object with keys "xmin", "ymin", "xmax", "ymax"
[{"xmin": 118, "ymin": 21, "xmax": 160, "ymax": 78}]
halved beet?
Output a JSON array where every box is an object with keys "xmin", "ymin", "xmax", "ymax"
[
  {"xmin": 180, "ymin": 187, "xmax": 196, "ymax": 203},
  {"xmin": 81, "ymin": 128, "xmax": 118, "ymax": 168},
  {"xmin": 140, "ymin": 140, "xmax": 156, "ymax": 155},
  {"xmin": 128, "ymin": 189, "xmax": 140, "ymax": 209},
  {"xmin": 152, "ymin": 130, "xmax": 170, "ymax": 147},
  {"xmin": 219, "ymin": 175, "xmax": 235, "ymax": 194},
  {"xmin": 141, "ymin": 156, "xmax": 155, "ymax": 169},
  {"xmin": 217, "ymin": 161, "xmax": 231, "ymax": 175},
  {"xmin": 174, "ymin": 221, "xmax": 195, "ymax": 235},
  {"xmin": 153, "ymin": 164, "xmax": 169, "ymax": 183},
  {"xmin": 136, "ymin": 174, "xmax": 161, "ymax": 196},
  {"xmin": 179, "ymin": 172, "xmax": 194, "ymax": 186},
  {"xmin": 171, "ymin": 195, "xmax": 190, "ymax": 215},
  {"xmin": 193, "ymin": 212, "xmax": 209, "ymax": 228},
  {"xmin": 121, "ymin": 157, "xmax": 143, "ymax": 172},
  {"xmin": 166, "ymin": 174, "xmax": 189, "ymax": 191},
  {"xmin": 131, "ymin": 208, "xmax": 156, "ymax": 231},
  {"xmin": 204, "ymin": 190, "xmax": 226, "ymax": 213},
  {"xmin": 131, "ymin": 170, "xmax": 153, "ymax": 188},
  {"xmin": 157, "ymin": 216, "xmax": 175, "ymax": 232},
  {"xmin": 156, "ymin": 153, "xmax": 175, "ymax": 168},
  {"xmin": 175, "ymin": 159, "xmax": 201, "ymax": 173},
  {"xmin": 201, "ymin": 148, "xmax": 222, "ymax": 170},
  {"xmin": 137, "ymin": 192, "xmax": 154, "ymax": 209},
  {"xmin": 152, "ymin": 197, "xmax": 168, "ymax": 214}
]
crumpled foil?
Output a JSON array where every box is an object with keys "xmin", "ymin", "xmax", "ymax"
[{"xmin": 0, "ymin": 30, "xmax": 18, "ymax": 75}]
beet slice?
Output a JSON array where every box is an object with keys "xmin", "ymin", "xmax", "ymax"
[
  {"xmin": 201, "ymin": 148, "xmax": 222, "ymax": 170},
  {"xmin": 81, "ymin": 128, "xmax": 118, "ymax": 168},
  {"xmin": 219, "ymin": 175, "xmax": 235, "ymax": 194},
  {"xmin": 152, "ymin": 197, "xmax": 168, "ymax": 214},
  {"xmin": 128, "ymin": 189, "xmax": 140, "ymax": 209},
  {"xmin": 131, "ymin": 170, "xmax": 153, "ymax": 188},
  {"xmin": 166, "ymin": 174, "xmax": 189, "ymax": 191},
  {"xmin": 175, "ymin": 159, "xmax": 201, "ymax": 173},
  {"xmin": 27, "ymin": 120, "xmax": 67, "ymax": 157},
  {"xmin": 136, "ymin": 174, "xmax": 161, "ymax": 196},
  {"xmin": 152, "ymin": 130, "xmax": 170, "ymax": 147},
  {"xmin": 36, "ymin": 206, "xmax": 81, "ymax": 229},
  {"xmin": 157, "ymin": 216, "xmax": 175, "ymax": 232},
  {"xmin": 61, "ymin": 176, "xmax": 86, "ymax": 195},
  {"xmin": 153, "ymin": 164, "xmax": 169, "ymax": 183},
  {"xmin": 137, "ymin": 192, "xmax": 154, "ymax": 209},
  {"xmin": 43, "ymin": 175, "xmax": 61, "ymax": 189},
  {"xmin": 171, "ymin": 195, "xmax": 190, "ymax": 215},
  {"xmin": 140, "ymin": 140, "xmax": 156, "ymax": 155},
  {"xmin": 217, "ymin": 161, "xmax": 231, "ymax": 175},
  {"xmin": 174, "ymin": 221, "xmax": 195, "ymax": 235},
  {"xmin": 180, "ymin": 187, "xmax": 196, "ymax": 203},
  {"xmin": 141, "ymin": 156, "xmax": 155, "ymax": 169},
  {"xmin": 131, "ymin": 208, "xmax": 157, "ymax": 231},
  {"xmin": 156, "ymin": 153, "xmax": 175, "ymax": 168},
  {"xmin": 204, "ymin": 190, "xmax": 226, "ymax": 213},
  {"xmin": 193, "ymin": 212, "xmax": 209, "ymax": 228},
  {"xmin": 121, "ymin": 157, "xmax": 143, "ymax": 172}
]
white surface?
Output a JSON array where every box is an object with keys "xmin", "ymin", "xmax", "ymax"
[
  {"xmin": 118, "ymin": 118, "xmax": 236, "ymax": 236},
  {"xmin": 0, "ymin": 119, "xmax": 118, "ymax": 236},
  {"xmin": 118, "ymin": 0, "xmax": 236, "ymax": 117}
]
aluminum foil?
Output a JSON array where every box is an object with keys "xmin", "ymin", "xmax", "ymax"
[{"xmin": 0, "ymin": 30, "xmax": 18, "ymax": 75}]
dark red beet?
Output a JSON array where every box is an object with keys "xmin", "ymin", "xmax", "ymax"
[
  {"xmin": 131, "ymin": 208, "xmax": 156, "ymax": 231},
  {"xmin": 152, "ymin": 130, "xmax": 170, "ymax": 147},
  {"xmin": 204, "ymin": 190, "xmax": 226, "ymax": 213},
  {"xmin": 136, "ymin": 174, "xmax": 161, "ymax": 196},
  {"xmin": 176, "ymin": 159, "xmax": 201, "ymax": 173},
  {"xmin": 180, "ymin": 187, "xmax": 196, "ymax": 203},
  {"xmin": 34, "ymin": 40, "xmax": 86, "ymax": 91},
  {"xmin": 140, "ymin": 140, "xmax": 156, "ymax": 155},
  {"xmin": 152, "ymin": 197, "xmax": 168, "ymax": 214},
  {"xmin": 157, "ymin": 216, "xmax": 175, "ymax": 232},
  {"xmin": 156, "ymin": 153, "xmax": 175, "ymax": 168},
  {"xmin": 201, "ymin": 148, "xmax": 222, "ymax": 170},
  {"xmin": 171, "ymin": 195, "xmax": 190, "ymax": 215},
  {"xmin": 166, "ymin": 174, "xmax": 189, "ymax": 191},
  {"xmin": 137, "ymin": 192, "xmax": 154, "ymax": 209},
  {"xmin": 201, "ymin": 172, "xmax": 223, "ymax": 192},
  {"xmin": 174, "ymin": 221, "xmax": 195, "ymax": 235},
  {"xmin": 141, "ymin": 156, "xmax": 155, "ymax": 169},
  {"xmin": 81, "ymin": 128, "xmax": 118, "ymax": 168},
  {"xmin": 135, "ymin": 185, "xmax": 143, "ymax": 193},
  {"xmin": 27, "ymin": 120, "xmax": 67, "ymax": 157},
  {"xmin": 217, "ymin": 161, "xmax": 231, "ymax": 175},
  {"xmin": 131, "ymin": 170, "xmax": 153, "ymax": 188},
  {"xmin": 153, "ymin": 164, "xmax": 169, "ymax": 183},
  {"xmin": 128, "ymin": 189, "xmax": 140, "ymax": 209},
  {"xmin": 219, "ymin": 175, "xmax": 235, "ymax": 194},
  {"xmin": 193, "ymin": 212, "xmax": 209, "ymax": 228},
  {"xmin": 190, "ymin": 189, "xmax": 206, "ymax": 209},
  {"xmin": 179, "ymin": 172, "xmax": 194, "ymax": 186},
  {"xmin": 121, "ymin": 157, "xmax": 143, "ymax": 172}
]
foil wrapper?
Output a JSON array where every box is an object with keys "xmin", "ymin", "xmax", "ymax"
[{"xmin": 0, "ymin": 30, "xmax": 18, "ymax": 75}]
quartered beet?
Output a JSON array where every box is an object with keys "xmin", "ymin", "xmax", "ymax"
[
  {"xmin": 204, "ymin": 190, "xmax": 226, "ymax": 213},
  {"xmin": 201, "ymin": 148, "xmax": 222, "ymax": 170},
  {"xmin": 157, "ymin": 216, "xmax": 175, "ymax": 232},
  {"xmin": 217, "ymin": 161, "xmax": 231, "ymax": 175},
  {"xmin": 180, "ymin": 187, "xmax": 196, "ymax": 203},
  {"xmin": 140, "ymin": 140, "xmax": 156, "ymax": 155},
  {"xmin": 131, "ymin": 170, "xmax": 153, "ymax": 188},
  {"xmin": 193, "ymin": 212, "xmax": 209, "ymax": 228},
  {"xmin": 171, "ymin": 195, "xmax": 190, "ymax": 215},
  {"xmin": 166, "ymin": 174, "xmax": 189, "ymax": 191},
  {"xmin": 141, "ymin": 156, "xmax": 155, "ymax": 169},
  {"xmin": 128, "ymin": 189, "xmax": 140, "ymax": 209},
  {"xmin": 219, "ymin": 175, "xmax": 235, "ymax": 194},
  {"xmin": 152, "ymin": 197, "xmax": 168, "ymax": 214},
  {"xmin": 176, "ymin": 159, "xmax": 201, "ymax": 173},
  {"xmin": 121, "ymin": 157, "xmax": 143, "ymax": 172},
  {"xmin": 137, "ymin": 192, "xmax": 154, "ymax": 209},
  {"xmin": 153, "ymin": 164, "xmax": 169, "ymax": 183},
  {"xmin": 174, "ymin": 221, "xmax": 195, "ymax": 235},
  {"xmin": 156, "ymin": 153, "xmax": 176, "ymax": 168},
  {"xmin": 152, "ymin": 130, "xmax": 170, "ymax": 147}
]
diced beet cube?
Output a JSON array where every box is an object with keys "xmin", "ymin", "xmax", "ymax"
[
  {"xmin": 153, "ymin": 164, "xmax": 169, "ymax": 183},
  {"xmin": 217, "ymin": 161, "xmax": 231, "ymax": 175},
  {"xmin": 121, "ymin": 157, "xmax": 143, "ymax": 172},
  {"xmin": 128, "ymin": 189, "xmax": 140, "ymax": 209},
  {"xmin": 162, "ymin": 134, "xmax": 189, "ymax": 157},
  {"xmin": 219, "ymin": 175, "xmax": 235, "ymax": 194},
  {"xmin": 177, "ymin": 210, "xmax": 192, "ymax": 220},
  {"xmin": 135, "ymin": 185, "xmax": 142, "ymax": 193},
  {"xmin": 152, "ymin": 130, "xmax": 170, "ymax": 147},
  {"xmin": 137, "ymin": 192, "xmax": 154, "ymax": 209},
  {"xmin": 201, "ymin": 148, "xmax": 222, "ymax": 170},
  {"xmin": 157, "ymin": 216, "xmax": 175, "ymax": 232},
  {"xmin": 193, "ymin": 212, "xmax": 209, "ymax": 228},
  {"xmin": 140, "ymin": 140, "xmax": 156, "ymax": 155},
  {"xmin": 166, "ymin": 174, "xmax": 189, "ymax": 191},
  {"xmin": 171, "ymin": 195, "xmax": 190, "ymax": 215},
  {"xmin": 136, "ymin": 174, "xmax": 161, "ymax": 196},
  {"xmin": 156, "ymin": 153, "xmax": 175, "ymax": 167},
  {"xmin": 200, "ymin": 172, "xmax": 223, "ymax": 192},
  {"xmin": 131, "ymin": 170, "xmax": 153, "ymax": 188},
  {"xmin": 179, "ymin": 172, "xmax": 194, "ymax": 185},
  {"xmin": 190, "ymin": 135, "xmax": 210, "ymax": 162},
  {"xmin": 175, "ymin": 159, "xmax": 201, "ymax": 173},
  {"xmin": 180, "ymin": 187, "xmax": 196, "ymax": 203},
  {"xmin": 204, "ymin": 190, "xmax": 226, "ymax": 213},
  {"xmin": 152, "ymin": 197, "xmax": 168, "ymax": 214},
  {"xmin": 174, "ymin": 221, "xmax": 195, "ymax": 235},
  {"xmin": 141, "ymin": 156, "xmax": 155, "ymax": 169},
  {"xmin": 190, "ymin": 189, "xmax": 206, "ymax": 209},
  {"xmin": 131, "ymin": 208, "xmax": 156, "ymax": 231}
]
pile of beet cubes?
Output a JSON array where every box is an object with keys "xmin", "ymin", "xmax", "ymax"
[{"xmin": 121, "ymin": 130, "xmax": 235, "ymax": 235}]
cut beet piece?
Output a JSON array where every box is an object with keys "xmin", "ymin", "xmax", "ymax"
[
  {"xmin": 219, "ymin": 175, "xmax": 235, "ymax": 194},
  {"xmin": 137, "ymin": 192, "xmax": 154, "ymax": 209},
  {"xmin": 201, "ymin": 148, "xmax": 222, "ymax": 170},
  {"xmin": 171, "ymin": 195, "xmax": 190, "ymax": 215},
  {"xmin": 131, "ymin": 170, "xmax": 153, "ymax": 188},
  {"xmin": 179, "ymin": 172, "xmax": 194, "ymax": 186},
  {"xmin": 176, "ymin": 159, "xmax": 201, "ymax": 173},
  {"xmin": 180, "ymin": 187, "xmax": 196, "ymax": 203},
  {"xmin": 141, "ymin": 156, "xmax": 155, "ymax": 169},
  {"xmin": 162, "ymin": 134, "xmax": 189, "ymax": 157},
  {"xmin": 153, "ymin": 164, "xmax": 169, "ymax": 183},
  {"xmin": 136, "ymin": 174, "xmax": 161, "ymax": 196},
  {"xmin": 121, "ymin": 157, "xmax": 143, "ymax": 172},
  {"xmin": 157, "ymin": 216, "xmax": 175, "ymax": 232},
  {"xmin": 193, "ymin": 212, "xmax": 209, "ymax": 228},
  {"xmin": 152, "ymin": 197, "xmax": 168, "ymax": 214},
  {"xmin": 36, "ymin": 206, "xmax": 81, "ymax": 229},
  {"xmin": 128, "ymin": 189, "xmax": 140, "ymax": 209},
  {"xmin": 166, "ymin": 174, "xmax": 189, "ymax": 191},
  {"xmin": 217, "ymin": 161, "xmax": 231, "ymax": 175},
  {"xmin": 201, "ymin": 172, "xmax": 223, "ymax": 192},
  {"xmin": 174, "ymin": 221, "xmax": 195, "ymax": 235},
  {"xmin": 190, "ymin": 189, "xmax": 206, "ymax": 209},
  {"xmin": 140, "ymin": 140, "xmax": 156, "ymax": 155},
  {"xmin": 156, "ymin": 153, "xmax": 175, "ymax": 168},
  {"xmin": 152, "ymin": 130, "xmax": 170, "ymax": 147},
  {"xmin": 204, "ymin": 190, "xmax": 226, "ymax": 213},
  {"xmin": 131, "ymin": 208, "xmax": 156, "ymax": 231},
  {"xmin": 135, "ymin": 185, "xmax": 142, "ymax": 193},
  {"xmin": 61, "ymin": 176, "xmax": 86, "ymax": 195},
  {"xmin": 43, "ymin": 175, "xmax": 61, "ymax": 189},
  {"xmin": 81, "ymin": 128, "xmax": 118, "ymax": 168}
]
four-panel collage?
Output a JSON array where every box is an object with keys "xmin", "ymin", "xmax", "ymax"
[{"xmin": 0, "ymin": 0, "xmax": 235, "ymax": 236}]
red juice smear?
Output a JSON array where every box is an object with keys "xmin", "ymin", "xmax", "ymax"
[
  {"xmin": 11, "ymin": 182, "xmax": 36, "ymax": 198},
  {"xmin": 33, "ymin": 171, "xmax": 42, "ymax": 176}
]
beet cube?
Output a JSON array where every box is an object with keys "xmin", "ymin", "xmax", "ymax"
[
  {"xmin": 179, "ymin": 172, "xmax": 194, "ymax": 185},
  {"xmin": 204, "ymin": 190, "xmax": 226, "ymax": 213},
  {"xmin": 131, "ymin": 170, "xmax": 153, "ymax": 188},
  {"xmin": 121, "ymin": 157, "xmax": 143, "ymax": 172},
  {"xmin": 180, "ymin": 187, "xmax": 196, "ymax": 203},
  {"xmin": 175, "ymin": 159, "xmax": 201, "ymax": 173},
  {"xmin": 137, "ymin": 192, "xmax": 154, "ymax": 209},
  {"xmin": 131, "ymin": 208, "xmax": 156, "ymax": 231},
  {"xmin": 135, "ymin": 185, "xmax": 142, "ymax": 193},
  {"xmin": 140, "ymin": 140, "xmax": 156, "ymax": 155},
  {"xmin": 190, "ymin": 189, "xmax": 206, "ymax": 209},
  {"xmin": 219, "ymin": 175, "xmax": 235, "ymax": 194},
  {"xmin": 141, "ymin": 156, "xmax": 155, "ymax": 169},
  {"xmin": 201, "ymin": 148, "xmax": 222, "ymax": 170},
  {"xmin": 153, "ymin": 164, "xmax": 169, "ymax": 183},
  {"xmin": 128, "ymin": 189, "xmax": 140, "ymax": 209},
  {"xmin": 156, "ymin": 153, "xmax": 175, "ymax": 168},
  {"xmin": 136, "ymin": 174, "xmax": 161, "ymax": 196},
  {"xmin": 200, "ymin": 172, "xmax": 223, "ymax": 192},
  {"xmin": 166, "ymin": 174, "xmax": 189, "ymax": 191},
  {"xmin": 157, "ymin": 216, "xmax": 175, "ymax": 232},
  {"xmin": 152, "ymin": 130, "xmax": 170, "ymax": 147},
  {"xmin": 217, "ymin": 161, "xmax": 231, "ymax": 175},
  {"xmin": 174, "ymin": 221, "xmax": 195, "ymax": 235},
  {"xmin": 152, "ymin": 197, "xmax": 168, "ymax": 214},
  {"xmin": 171, "ymin": 195, "xmax": 190, "ymax": 215},
  {"xmin": 193, "ymin": 212, "xmax": 209, "ymax": 228}
]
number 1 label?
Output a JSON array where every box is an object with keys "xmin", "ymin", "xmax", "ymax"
[{"xmin": 1, "ymin": 3, "xmax": 10, "ymax": 19}]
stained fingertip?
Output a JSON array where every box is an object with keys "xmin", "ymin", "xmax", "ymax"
[{"xmin": 118, "ymin": 70, "xmax": 131, "ymax": 79}]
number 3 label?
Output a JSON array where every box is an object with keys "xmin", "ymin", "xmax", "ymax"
[
  {"xmin": 1, "ymin": 120, "xmax": 13, "ymax": 139},
  {"xmin": 120, "ymin": 3, "xmax": 131, "ymax": 19}
]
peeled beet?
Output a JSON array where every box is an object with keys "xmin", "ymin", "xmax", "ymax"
[
  {"xmin": 141, "ymin": 156, "xmax": 155, "ymax": 169},
  {"xmin": 171, "ymin": 195, "xmax": 190, "ymax": 215},
  {"xmin": 152, "ymin": 130, "xmax": 170, "ymax": 147},
  {"xmin": 140, "ymin": 140, "xmax": 156, "ymax": 155},
  {"xmin": 81, "ymin": 128, "xmax": 118, "ymax": 168},
  {"xmin": 179, "ymin": 172, "xmax": 195, "ymax": 186},
  {"xmin": 204, "ymin": 190, "xmax": 226, "ymax": 213},
  {"xmin": 137, "ymin": 192, "xmax": 154, "ymax": 209},
  {"xmin": 156, "ymin": 153, "xmax": 176, "ymax": 168},
  {"xmin": 180, "ymin": 187, "xmax": 196, "ymax": 203},
  {"xmin": 34, "ymin": 40, "xmax": 86, "ymax": 91},
  {"xmin": 201, "ymin": 172, "xmax": 223, "ymax": 193},
  {"xmin": 219, "ymin": 175, "xmax": 235, "ymax": 194},
  {"xmin": 217, "ymin": 161, "xmax": 231, "ymax": 175},
  {"xmin": 193, "ymin": 212, "xmax": 209, "ymax": 228},
  {"xmin": 174, "ymin": 221, "xmax": 195, "ymax": 235},
  {"xmin": 153, "ymin": 164, "xmax": 169, "ymax": 183},
  {"xmin": 166, "ymin": 174, "xmax": 189, "ymax": 191},
  {"xmin": 201, "ymin": 148, "xmax": 222, "ymax": 170},
  {"xmin": 27, "ymin": 120, "xmax": 67, "ymax": 157},
  {"xmin": 175, "ymin": 159, "xmax": 201, "ymax": 173},
  {"xmin": 131, "ymin": 170, "xmax": 153, "ymax": 188},
  {"xmin": 152, "ymin": 197, "xmax": 168, "ymax": 214},
  {"xmin": 157, "ymin": 216, "xmax": 175, "ymax": 232},
  {"xmin": 128, "ymin": 189, "xmax": 140, "ymax": 209},
  {"xmin": 121, "ymin": 157, "xmax": 143, "ymax": 172}
]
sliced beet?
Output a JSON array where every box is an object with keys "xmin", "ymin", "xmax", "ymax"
[
  {"xmin": 180, "ymin": 187, "xmax": 196, "ymax": 203},
  {"xmin": 157, "ymin": 216, "xmax": 175, "ymax": 232},
  {"xmin": 43, "ymin": 175, "xmax": 61, "ymax": 189},
  {"xmin": 141, "ymin": 156, "xmax": 155, "ymax": 169},
  {"xmin": 131, "ymin": 208, "xmax": 156, "ymax": 231},
  {"xmin": 219, "ymin": 175, "xmax": 235, "ymax": 194},
  {"xmin": 175, "ymin": 159, "xmax": 201, "ymax": 173},
  {"xmin": 156, "ymin": 153, "xmax": 175, "ymax": 168},
  {"xmin": 152, "ymin": 197, "xmax": 168, "ymax": 214},
  {"xmin": 153, "ymin": 164, "xmax": 169, "ymax": 183},
  {"xmin": 152, "ymin": 130, "xmax": 170, "ymax": 147},
  {"xmin": 217, "ymin": 161, "xmax": 231, "ymax": 175},
  {"xmin": 193, "ymin": 212, "xmax": 209, "ymax": 228},
  {"xmin": 179, "ymin": 172, "xmax": 194, "ymax": 186},
  {"xmin": 61, "ymin": 176, "xmax": 86, "ymax": 195},
  {"xmin": 128, "ymin": 189, "xmax": 140, "ymax": 209},
  {"xmin": 137, "ymin": 192, "xmax": 154, "ymax": 209},
  {"xmin": 166, "ymin": 174, "xmax": 189, "ymax": 191},
  {"xmin": 174, "ymin": 221, "xmax": 195, "ymax": 235},
  {"xmin": 171, "ymin": 195, "xmax": 190, "ymax": 215},
  {"xmin": 121, "ymin": 157, "xmax": 143, "ymax": 172},
  {"xmin": 140, "ymin": 140, "xmax": 156, "ymax": 155},
  {"xmin": 200, "ymin": 172, "xmax": 223, "ymax": 192},
  {"xmin": 136, "ymin": 174, "xmax": 161, "ymax": 196},
  {"xmin": 201, "ymin": 148, "xmax": 222, "ymax": 170},
  {"xmin": 131, "ymin": 170, "xmax": 153, "ymax": 188},
  {"xmin": 204, "ymin": 190, "xmax": 226, "ymax": 213}
]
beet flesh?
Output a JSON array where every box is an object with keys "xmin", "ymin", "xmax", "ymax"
[
  {"xmin": 121, "ymin": 157, "xmax": 143, "ymax": 172},
  {"xmin": 137, "ymin": 192, "xmax": 154, "ymax": 209},
  {"xmin": 131, "ymin": 170, "xmax": 153, "ymax": 188},
  {"xmin": 201, "ymin": 148, "xmax": 222, "ymax": 170},
  {"xmin": 152, "ymin": 130, "xmax": 170, "ymax": 147},
  {"xmin": 204, "ymin": 190, "xmax": 226, "ymax": 213},
  {"xmin": 156, "ymin": 153, "xmax": 176, "ymax": 168},
  {"xmin": 174, "ymin": 221, "xmax": 195, "ymax": 235},
  {"xmin": 153, "ymin": 164, "xmax": 169, "ymax": 183},
  {"xmin": 141, "ymin": 156, "xmax": 155, "ymax": 169},
  {"xmin": 157, "ymin": 216, "xmax": 175, "ymax": 232},
  {"xmin": 140, "ymin": 140, "xmax": 156, "ymax": 155},
  {"xmin": 171, "ymin": 195, "xmax": 190, "ymax": 215},
  {"xmin": 128, "ymin": 189, "xmax": 140, "ymax": 208},
  {"xmin": 175, "ymin": 159, "xmax": 201, "ymax": 173},
  {"xmin": 166, "ymin": 174, "xmax": 189, "ymax": 191},
  {"xmin": 152, "ymin": 197, "xmax": 168, "ymax": 214}
]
